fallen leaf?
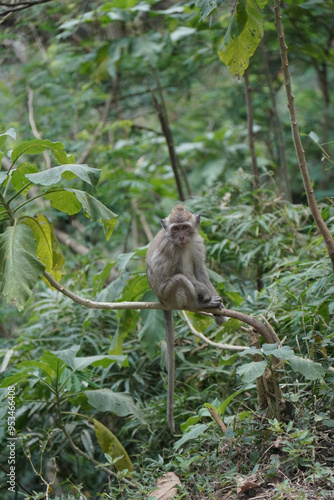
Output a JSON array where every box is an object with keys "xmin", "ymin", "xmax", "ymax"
[
  {"xmin": 236, "ymin": 476, "xmax": 261, "ymax": 494},
  {"xmin": 149, "ymin": 472, "xmax": 182, "ymax": 500}
]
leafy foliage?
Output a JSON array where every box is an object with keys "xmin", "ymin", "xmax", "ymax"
[{"xmin": 0, "ymin": 0, "xmax": 334, "ymax": 498}]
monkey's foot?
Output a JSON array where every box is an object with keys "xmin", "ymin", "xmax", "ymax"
[{"xmin": 198, "ymin": 295, "xmax": 223, "ymax": 309}]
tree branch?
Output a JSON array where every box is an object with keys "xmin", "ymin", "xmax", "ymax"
[
  {"xmin": 181, "ymin": 311, "xmax": 248, "ymax": 352},
  {"xmin": 274, "ymin": 0, "xmax": 334, "ymax": 275},
  {"xmin": 149, "ymin": 87, "xmax": 186, "ymax": 201},
  {"xmin": 0, "ymin": 0, "xmax": 53, "ymax": 16},
  {"xmin": 43, "ymin": 271, "xmax": 276, "ymax": 343},
  {"xmin": 244, "ymin": 68, "xmax": 260, "ymax": 191}
]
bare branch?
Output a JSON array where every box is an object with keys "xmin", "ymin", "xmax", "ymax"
[
  {"xmin": 43, "ymin": 271, "xmax": 276, "ymax": 343},
  {"xmin": 27, "ymin": 86, "xmax": 51, "ymax": 169},
  {"xmin": 274, "ymin": 0, "xmax": 334, "ymax": 275},
  {"xmin": 181, "ymin": 311, "xmax": 248, "ymax": 352},
  {"xmin": 0, "ymin": 0, "xmax": 53, "ymax": 16}
]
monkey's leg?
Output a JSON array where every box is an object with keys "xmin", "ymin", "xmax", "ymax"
[
  {"xmin": 159, "ymin": 274, "xmax": 198, "ymax": 309},
  {"xmin": 163, "ymin": 310, "xmax": 175, "ymax": 433}
]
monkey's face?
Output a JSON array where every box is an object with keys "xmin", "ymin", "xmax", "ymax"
[{"xmin": 169, "ymin": 224, "xmax": 194, "ymax": 246}]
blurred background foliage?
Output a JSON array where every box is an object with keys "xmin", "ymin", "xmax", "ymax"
[{"xmin": 0, "ymin": 0, "xmax": 334, "ymax": 498}]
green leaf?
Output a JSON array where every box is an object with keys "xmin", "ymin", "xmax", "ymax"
[
  {"xmin": 219, "ymin": 353, "xmax": 239, "ymax": 366},
  {"xmin": 216, "ymin": 318, "xmax": 243, "ymax": 342},
  {"xmin": 26, "ymin": 164, "xmax": 101, "ymax": 188},
  {"xmin": 173, "ymin": 423, "xmax": 211, "ymax": 451},
  {"xmin": 93, "ymin": 418, "xmax": 133, "ymax": 472},
  {"xmin": 50, "ymin": 346, "xmax": 127, "ymax": 370},
  {"xmin": 22, "ymin": 215, "xmax": 65, "ymax": 282},
  {"xmin": 139, "ymin": 308, "xmax": 166, "ymax": 359},
  {"xmin": 86, "ymin": 388, "xmax": 145, "ymax": 422},
  {"xmin": 10, "ymin": 139, "xmax": 75, "ymax": 164},
  {"xmin": 0, "ymin": 224, "xmax": 45, "ymax": 310},
  {"xmin": 287, "ymin": 357, "xmax": 325, "ymax": 381},
  {"xmin": 44, "ymin": 188, "xmax": 118, "ymax": 240},
  {"xmin": 11, "ymin": 162, "xmax": 39, "ymax": 196},
  {"xmin": 218, "ymin": 388, "xmax": 250, "ymax": 414},
  {"xmin": 218, "ymin": 0, "xmax": 268, "ymax": 76},
  {"xmin": 0, "ymin": 128, "xmax": 16, "ymax": 150},
  {"xmin": 236, "ymin": 360, "xmax": 267, "ymax": 383},
  {"xmin": 195, "ymin": 0, "xmax": 222, "ymax": 20}
]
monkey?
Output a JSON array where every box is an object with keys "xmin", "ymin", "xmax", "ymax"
[{"xmin": 145, "ymin": 204, "xmax": 226, "ymax": 433}]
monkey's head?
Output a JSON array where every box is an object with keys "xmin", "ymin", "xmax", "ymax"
[{"xmin": 161, "ymin": 204, "xmax": 200, "ymax": 247}]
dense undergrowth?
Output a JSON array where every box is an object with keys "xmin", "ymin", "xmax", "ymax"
[{"xmin": 1, "ymin": 189, "xmax": 333, "ymax": 499}]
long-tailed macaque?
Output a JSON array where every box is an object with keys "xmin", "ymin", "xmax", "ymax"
[{"xmin": 145, "ymin": 204, "xmax": 225, "ymax": 433}]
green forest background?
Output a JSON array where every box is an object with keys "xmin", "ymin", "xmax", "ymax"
[{"xmin": 0, "ymin": 0, "xmax": 334, "ymax": 499}]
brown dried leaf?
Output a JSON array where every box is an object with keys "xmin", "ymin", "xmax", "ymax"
[
  {"xmin": 236, "ymin": 476, "xmax": 260, "ymax": 494},
  {"xmin": 149, "ymin": 472, "xmax": 182, "ymax": 500}
]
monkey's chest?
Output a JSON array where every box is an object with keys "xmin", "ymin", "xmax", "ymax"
[{"xmin": 175, "ymin": 248, "xmax": 195, "ymax": 276}]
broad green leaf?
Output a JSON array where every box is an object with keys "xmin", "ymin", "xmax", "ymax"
[
  {"xmin": 93, "ymin": 418, "xmax": 133, "ymax": 472},
  {"xmin": 139, "ymin": 308, "xmax": 166, "ymax": 359},
  {"xmin": 10, "ymin": 139, "xmax": 75, "ymax": 164},
  {"xmin": 174, "ymin": 423, "xmax": 210, "ymax": 451},
  {"xmin": 236, "ymin": 360, "xmax": 267, "ymax": 383},
  {"xmin": 218, "ymin": 0, "xmax": 268, "ymax": 76},
  {"xmin": 216, "ymin": 318, "xmax": 243, "ymax": 342},
  {"xmin": 86, "ymin": 388, "xmax": 145, "ymax": 422},
  {"xmin": 11, "ymin": 162, "xmax": 38, "ymax": 196},
  {"xmin": 44, "ymin": 188, "xmax": 118, "ymax": 240},
  {"xmin": 0, "ymin": 224, "xmax": 45, "ymax": 310},
  {"xmin": 170, "ymin": 27, "xmax": 196, "ymax": 42},
  {"xmin": 218, "ymin": 388, "xmax": 250, "ymax": 415},
  {"xmin": 195, "ymin": 0, "xmax": 222, "ymax": 20},
  {"xmin": 180, "ymin": 415, "xmax": 201, "ymax": 432},
  {"xmin": 288, "ymin": 357, "xmax": 325, "ymax": 381},
  {"xmin": 0, "ymin": 128, "xmax": 16, "ymax": 150},
  {"xmin": 26, "ymin": 164, "xmax": 101, "ymax": 188},
  {"xmin": 261, "ymin": 344, "xmax": 295, "ymax": 360},
  {"xmin": 50, "ymin": 346, "xmax": 127, "ymax": 370},
  {"xmin": 219, "ymin": 353, "xmax": 239, "ymax": 366},
  {"xmin": 17, "ymin": 360, "xmax": 56, "ymax": 380},
  {"xmin": 22, "ymin": 215, "xmax": 65, "ymax": 282}
]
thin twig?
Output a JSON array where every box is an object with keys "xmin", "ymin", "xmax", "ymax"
[
  {"xmin": 0, "ymin": 0, "xmax": 53, "ymax": 16},
  {"xmin": 27, "ymin": 86, "xmax": 51, "ymax": 169},
  {"xmin": 181, "ymin": 311, "xmax": 248, "ymax": 352},
  {"xmin": 274, "ymin": 0, "xmax": 334, "ymax": 275},
  {"xmin": 243, "ymin": 68, "xmax": 260, "ymax": 190},
  {"xmin": 149, "ymin": 86, "xmax": 185, "ymax": 201}
]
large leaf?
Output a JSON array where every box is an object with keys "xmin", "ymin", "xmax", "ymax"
[
  {"xmin": 45, "ymin": 188, "xmax": 118, "ymax": 240},
  {"xmin": 0, "ymin": 127, "xmax": 16, "ymax": 150},
  {"xmin": 173, "ymin": 423, "xmax": 211, "ymax": 451},
  {"xmin": 0, "ymin": 224, "xmax": 45, "ymax": 310},
  {"xmin": 50, "ymin": 346, "xmax": 127, "ymax": 370},
  {"xmin": 26, "ymin": 164, "xmax": 101, "ymax": 188},
  {"xmin": 236, "ymin": 360, "xmax": 267, "ymax": 383},
  {"xmin": 10, "ymin": 139, "xmax": 75, "ymax": 164},
  {"xmin": 10, "ymin": 162, "xmax": 39, "ymax": 196},
  {"xmin": 86, "ymin": 388, "xmax": 145, "ymax": 422},
  {"xmin": 195, "ymin": 0, "xmax": 223, "ymax": 20},
  {"xmin": 93, "ymin": 418, "xmax": 133, "ymax": 472},
  {"xmin": 139, "ymin": 307, "xmax": 166, "ymax": 359},
  {"xmin": 218, "ymin": 0, "xmax": 268, "ymax": 76},
  {"xmin": 22, "ymin": 215, "xmax": 65, "ymax": 282},
  {"xmin": 288, "ymin": 357, "xmax": 325, "ymax": 381}
]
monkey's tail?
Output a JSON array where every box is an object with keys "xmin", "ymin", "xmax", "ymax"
[{"xmin": 163, "ymin": 310, "xmax": 175, "ymax": 434}]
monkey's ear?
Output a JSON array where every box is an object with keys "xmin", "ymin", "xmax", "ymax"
[
  {"xmin": 161, "ymin": 218, "xmax": 167, "ymax": 229},
  {"xmin": 195, "ymin": 214, "xmax": 201, "ymax": 227}
]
